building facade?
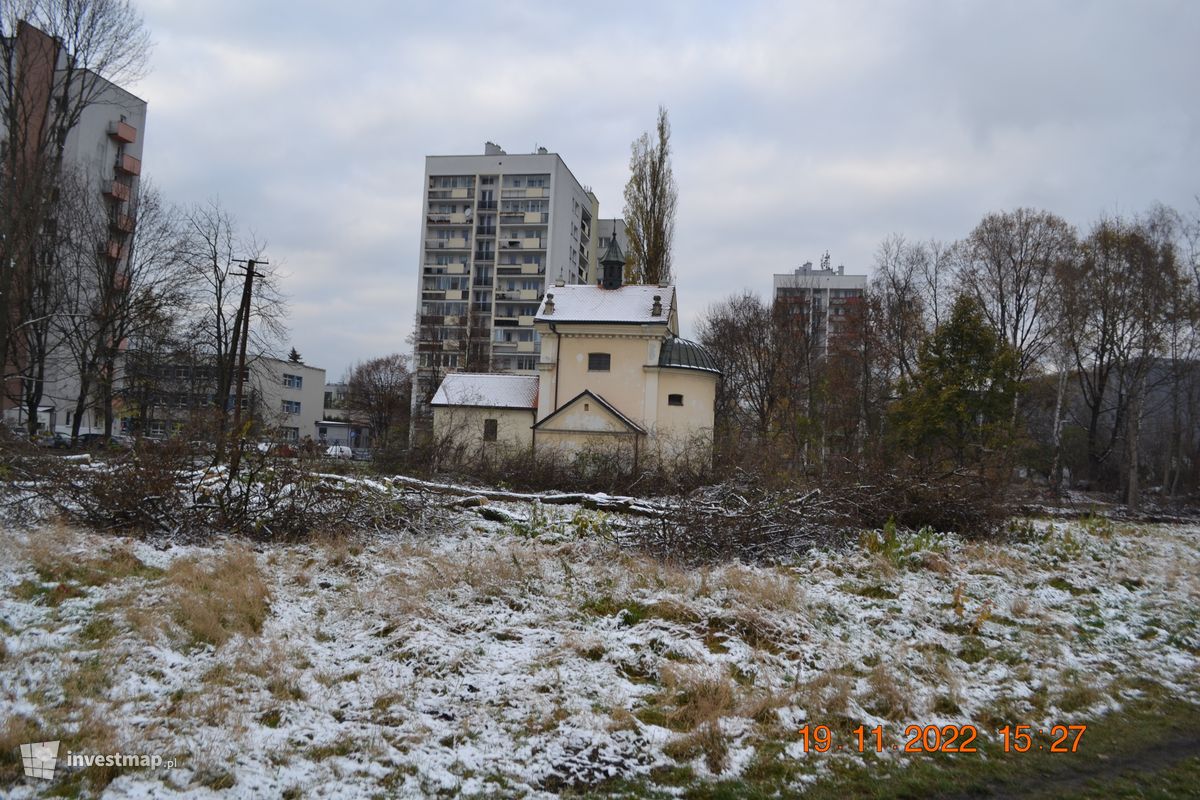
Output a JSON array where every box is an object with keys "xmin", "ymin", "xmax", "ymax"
[
  {"xmin": 253, "ymin": 358, "xmax": 325, "ymax": 443},
  {"xmin": 116, "ymin": 353, "xmax": 325, "ymax": 442},
  {"xmin": 413, "ymin": 143, "xmax": 598, "ymax": 424},
  {"xmin": 319, "ymin": 382, "xmax": 372, "ymax": 448},
  {"xmin": 773, "ymin": 258, "xmax": 868, "ymax": 355},
  {"xmin": 1, "ymin": 19, "xmax": 148, "ymax": 434}
]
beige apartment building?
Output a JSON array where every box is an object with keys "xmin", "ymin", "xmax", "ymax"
[{"xmin": 431, "ymin": 239, "xmax": 719, "ymax": 467}]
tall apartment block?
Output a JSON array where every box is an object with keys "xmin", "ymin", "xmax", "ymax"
[
  {"xmin": 1, "ymin": 20, "xmax": 148, "ymax": 433},
  {"xmin": 413, "ymin": 142, "xmax": 597, "ymax": 409},
  {"xmin": 773, "ymin": 256, "xmax": 868, "ymax": 356}
]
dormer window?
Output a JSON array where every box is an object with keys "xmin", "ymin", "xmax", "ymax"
[{"xmin": 588, "ymin": 353, "xmax": 611, "ymax": 372}]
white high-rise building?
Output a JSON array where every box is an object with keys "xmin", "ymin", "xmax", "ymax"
[{"xmin": 413, "ymin": 142, "xmax": 597, "ymax": 410}]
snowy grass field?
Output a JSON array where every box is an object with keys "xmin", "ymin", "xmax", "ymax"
[{"xmin": 1, "ymin": 498, "xmax": 1198, "ymax": 798}]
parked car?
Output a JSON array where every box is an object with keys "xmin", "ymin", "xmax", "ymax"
[
  {"xmin": 325, "ymin": 445, "xmax": 353, "ymax": 459},
  {"xmin": 36, "ymin": 433, "xmax": 72, "ymax": 449}
]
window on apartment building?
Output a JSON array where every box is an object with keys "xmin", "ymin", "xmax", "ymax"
[
  {"xmin": 281, "ymin": 427, "xmax": 299, "ymax": 442},
  {"xmin": 516, "ymin": 356, "xmax": 537, "ymax": 370},
  {"xmin": 282, "ymin": 400, "xmax": 302, "ymax": 414},
  {"xmin": 668, "ymin": 394, "xmax": 684, "ymax": 407},
  {"xmin": 283, "ymin": 373, "xmax": 303, "ymax": 389},
  {"xmin": 588, "ymin": 353, "xmax": 611, "ymax": 372},
  {"xmin": 483, "ymin": 419, "xmax": 498, "ymax": 442}
]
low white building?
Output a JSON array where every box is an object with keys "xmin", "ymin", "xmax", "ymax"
[{"xmin": 251, "ymin": 358, "xmax": 326, "ymax": 443}]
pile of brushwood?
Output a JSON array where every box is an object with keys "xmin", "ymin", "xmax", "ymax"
[
  {"xmin": 1, "ymin": 432, "xmax": 1012, "ymax": 558},
  {"xmin": 0, "ymin": 438, "xmax": 425, "ymax": 540}
]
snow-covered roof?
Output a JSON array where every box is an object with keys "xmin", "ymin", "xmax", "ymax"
[
  {"xmin": 431, "ymin": 373, "xmax": 539, "ymax": 409},
  {"xmin": 535, "ymin": 284, "xmax": 675, "ymax": 324}
]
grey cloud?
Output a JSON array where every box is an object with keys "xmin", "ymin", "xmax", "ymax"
[{"xmin": 134, "ymin": 0, "xmax": 1199, "ymax": 375}]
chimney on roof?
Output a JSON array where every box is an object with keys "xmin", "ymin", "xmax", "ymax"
[
  {"xmin": 484, "ymin": 141, "xmax": 505, "ymax": 155},
  {"xmin": 543, "ymin": 293, "xmax": 555, "ymax": 315},
  {"xmin": 651, "ymin": 295, "xmax": 662, "ymax": 317},
  {"xmin": 536, "ymin": 146, "xmax": 548, "ymax": 154},
  {"xmin": 838, "ymin": 265, "xmax": 844, "ymax": 275}
]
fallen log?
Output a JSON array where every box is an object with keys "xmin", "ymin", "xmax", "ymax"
[{"xmin": 386, "ymin": 474, "xmax": 669, "ymax": 518}]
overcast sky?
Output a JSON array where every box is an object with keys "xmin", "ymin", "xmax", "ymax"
[{"xmin": 133, "ymin": 0, "xmax": 1200, "ymax": 378}]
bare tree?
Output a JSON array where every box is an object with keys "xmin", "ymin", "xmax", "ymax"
[
  {"xmin": 177, "ymin": 199, "xmax": 286, "ymax": 428},
  {"xmin": 957, "ymin": 209, "xmax": 1077, "ymax": 399},
  {"xmin": 346, "ymin": 354, "xmax": 412, "ymax": 452},
  {"xmin": 622, "ymin": 106, "xmax": 677, "ymax": 286},
  {"xmin": 871, "ymin": 234, "xmax": 928, "ymax": 386},
  {"xmin": 1056, "ymin": 212, "xmax": 1180, "ymax": 503},
  {"xmin": 698, "ymin": 292, "xmax": 780, "ymax": 444}
]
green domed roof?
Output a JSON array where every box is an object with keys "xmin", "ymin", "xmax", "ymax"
[{"xmin": 658, "ymin": 337, "xmax": 720, "ymax": 374}]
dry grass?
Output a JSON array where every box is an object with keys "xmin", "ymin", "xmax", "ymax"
[
  {"xmin": 866, "ymin": 663, "xmax": 911, "ymax": 720},
  {"xmin": 931, "ymin": 653, "xmax": 964, "ymax": 714},
  {"xmin": 0, "ymin": 715, "xmax": 42, "ymax": 785},
  {"xmin": 26, "ymin": 525, "xmax": 162, "ymax": 588},
  {"xmin": 1056, "ymin": 670, "xmax": 1106, "ymax": 713},
  {"xmin": 316, "ymin": 534, "xmax": 365, "ymax": 571},
  {"xmin": 962, "ymin": 542, "xmax": 1028, "ymax": 574},
  {"xmin": 62, "ymin": 655, "xmax": 113, "ymax": 704},
  {"xmin": 459, "ymin": 545, "xmax": 545, "ymax": 598},
  {"xmin": 166, "ymin": 545, "xmax": 270, "ymax": 648},
  {"xmin": 739, "ymin": 690, "xmax": 789, "ymax": 727},
  {"xmin": 663, "ymin": 721, "xmax": 728, "ymax": 774},
  {"xmin": 720, "ymin": 566, "xmax": 801, "ymax": 611},
  {"xmin": 661, "ymin": 666, "xmax": 737, "ymax": 731},
  {"xmin": 796, "ymin": 670, "xmax": 853, "ymax": 718}
]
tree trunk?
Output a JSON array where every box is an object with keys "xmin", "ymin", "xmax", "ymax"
[
  {"xmin": 70, "ymin": 370, "xmax": 92, "ymax": 442},
  {"xmin": 1124, "ymin": 373, "xmax": 1146, "ymax": 509},
  {"xmin": 1049, "ymin": 358, "xmax": 1069, "ymax": 491}
]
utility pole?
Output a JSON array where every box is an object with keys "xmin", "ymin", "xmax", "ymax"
[{"xmin": 226, "ymin": 258, "xmax": 266, "ymax": 478}]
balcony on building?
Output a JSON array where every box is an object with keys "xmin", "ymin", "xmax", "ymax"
[
  {"xmin": 115, "ymin": 153, "xmax": 141, "ymax": 176},
  {"xmin": 426, "ymin": 238, "xmax": 470, "ymax": 250},
  {"xmin": 110, "ymin": 213, "xmax": 135, "ymax": 234},
  {"xmin": 107, "ymin": 120, "xmax": 136, "ymax": 143},
  {"xmin": 100, "ymin": 239, "xmax": 123, "ymax": 261},
  {"xmin": 426, "ymin": 213, "xmax": 471, "ymax": 226},
  {"xmin": 103, "ymin": 181, "xmax": 131, "ymax": 202}
]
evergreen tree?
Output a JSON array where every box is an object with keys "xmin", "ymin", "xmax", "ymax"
[
  {"xmin": 288, "ymin": 347, "xmax": 302, "ymax": 363},
  {"xmin": 890, "ymin": 296, "xmax": 1018, "ymax": 468}
]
